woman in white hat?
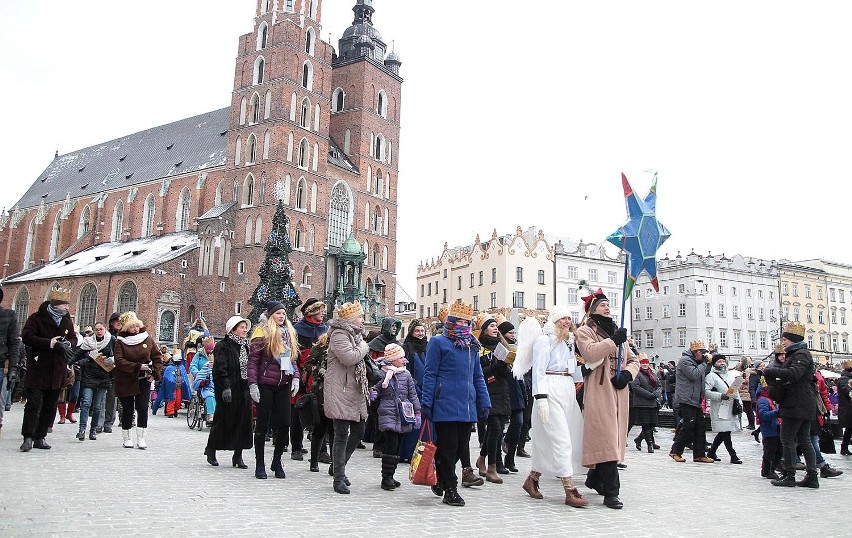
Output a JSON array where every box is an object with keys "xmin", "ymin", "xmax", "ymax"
[{"xmin": 205, "ymin": 316, "xmax": 253, "ymax": 468}]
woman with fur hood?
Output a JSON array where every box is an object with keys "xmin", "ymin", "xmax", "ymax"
[{"xmin": 513, "ymin": 306, "xmax": 588, "ymax": 508}]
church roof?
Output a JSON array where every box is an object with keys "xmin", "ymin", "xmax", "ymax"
[
  {"xmin": 198, "ymin": 201, "xmax": 237, "ymax": 220},
  {"xmin": 3, "ymin": 231, "xmax": 198, "ymax": 283},
  {"xmin": 16, "ymin": 109, "xmax": 231, "ymax": 210}
]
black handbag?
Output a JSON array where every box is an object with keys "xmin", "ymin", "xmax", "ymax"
[
  {"xmin": 820, "ymin": 422, "xmax": 836, "ymax": 454},
  {"xmin": 364, "ymin": 355, "xmax": 383, "ymax": 386},
  {"xmin": 295, "ymin": 392, "xmax": 320, "ymax": 429}
]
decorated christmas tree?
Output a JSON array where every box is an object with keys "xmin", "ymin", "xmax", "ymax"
[{"xmin": 247, "ymin": 200, "xmax": 302, "ymax": 323}]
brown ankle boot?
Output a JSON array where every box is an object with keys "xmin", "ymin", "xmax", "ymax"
[
  {"xmin": 476, "ymin": 455, "xmax": 487, "ymax": 477},
  {"xmin": 561, "ymin": 477, "xmax": 589, "ymax": 507},
  {"xmin": 485, "ymin": 464, "xmax": 503, "ymax": 484},
  {"xmin": 522, "ymin": 471, "xmax": 543, "ymax": 499},
  {"xmin": 461, "ymin": 467, "xmax": 484, "ymax": 487}
]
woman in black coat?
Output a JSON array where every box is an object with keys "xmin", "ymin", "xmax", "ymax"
[
  {"xmin": 476, "ymin": 318, "xmax": 512, "ymax": 483},
  {"xmin": 205, "ymin": 316, "xmax": 254, "ymax": 468},
  {"xmin": 837, "ymin": 361, "xmax": 852, "ymax": 455}
]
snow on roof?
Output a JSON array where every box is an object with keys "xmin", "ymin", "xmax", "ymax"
[{"xmin": 4, "ymin": 231, "xmax": 198, "ymax": 283}]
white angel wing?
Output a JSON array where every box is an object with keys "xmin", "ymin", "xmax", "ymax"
[{"xmin": 512, "ymin": 317, "xmax": 543, "ymax": 379}]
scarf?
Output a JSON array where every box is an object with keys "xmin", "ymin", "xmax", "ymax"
[
  {"xmin": 404, "ymin": 334, "xmax": 427, "ymax": 355},
  {"xmin": 227, "ymin": 333, "xmax": 250, "ymax": 380},
  {"xmin": 479, "ymin": 334, "xmax": 499, "ymax": 351},
  {"xmin": 445, "ymin": 321, "xmax": 475, "ymax": 348},
  {"xmin": 641, "ymin": 367, "xmax": 658, "ymax": 388},
  {"xmin": 785, "ymin": 341, "xmax": 808, "ymax": 354},
  {"xmin": 379, "ymin": 363, "xmax": 408, "ymax": 388},
  {"xmin": 118, "ymin": 332, "xmax": 149, "ymax": 346},
  {"xmin": 589, "ymin": 314, "xmax": 615, "ymax": 336},
  {"xmin": 79, "ymin": 334, "xmax": 111, "ymax": 359},
  {"xmin": 294, "ymin": 318, "xmax": 328, "ymax": 342},
  {"xmin": 46, "ymin": 304, "xmax": 65, "ymax": 327}
]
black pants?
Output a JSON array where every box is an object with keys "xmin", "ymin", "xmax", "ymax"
[
  {"xmin": 780, "ymin": 417, "xmax": 817, "ymax": 473},
  {"xmin": 709, "ymin": 431, "xmax": 737, "ymax": 458},
  {"xmin": 841, "ymin": 426, "xmax": 852, "ymax": 451},
  {"xmin": 255, "ymin": 384, "xmax": 292, "ymax": 457},
  {"xmin": 290, "ymin": 405, "xmax": 303, "ymax": 452},
  {"xmin": 762, "ymin": 436, "xmax": 782, "ymax": 476},
  {"xmin": 383, "ymin": 430, "xmax": 401, "ymax": 456},
  {"xmin": 519, "ymin": 399, "xmax": 533, "ymax": 450},
  {"xmin": 310, "ymin": 413, "xmax": 334, "ymax": 464},
  {"xmin": 21, "ymin": 387, "xmax": 60, "ymax": 439},
  {"xmin": 742, "ymin": 400, "xmax": 755, "ymax": 429},
  {"xmin": 666, "ymin": 391, "xmax": 675, "ymax": 410},
  {"xmin": 479, "ymin": 414, "xmax": 507, "ymax": 465},
  {"xmin": 586, "ymin": 460, "xmax": 620, "ymax": 497},
  {"xmin": 332, "ymin": 419, "xmax": 365, "ymax": 481},
  {"xmin": 671, "ymin": 404, "xmax": 707, "ymax": 457},
  {"xmin": 119, "ymin": 380, "xmax": 151, "ymax": 429},
  {"xmin": 102, "ymin": 380, "xmax": 116, "ymax": 427},
  {"xmin": 504, "ymin": 409, "xmax": 524, "ymax": 466},
  {"xmin": 435, "ymin": 421, "xmax": 472, "ymax": 489}
]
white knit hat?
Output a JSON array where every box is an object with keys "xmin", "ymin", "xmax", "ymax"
[
  {"xmin": 225, "ymin": 315, "xmax": 251, "ymax": 334},
  {"xmin": 547, "ymin": 305, "xmax": 572, "ymax": 325}
]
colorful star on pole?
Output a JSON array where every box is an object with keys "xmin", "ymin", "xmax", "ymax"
[{"xmin": 606, "ymin": 173, "xmax": 671, "ymax": 300}]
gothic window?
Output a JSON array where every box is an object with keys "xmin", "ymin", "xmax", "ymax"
[
  {"xmin": 239, "ymin": 97, "xmax": 247, "ymax": 125},
  {"xmin": 254, "ymin": 56, "xmax": 265, "ymax": 85},
  {"xmin": 382, "ymin": 246, "xmax": 388, "ymax": 270},
  {"xmin": 298, "ymin": 138, "xmax": 309, "ymax": 168},
  {"xmin": 142, "ymin": 194, "xmax": 156, "ymax": 237},
  {"xmin": 257, "ymin": 21, "xmax": 269, "ymax": 50},
  {"xmin": 302, "ymin": 265, "xmax": 311, "ymax": 286},
  {"xmin": 294, "ymin": 222, "xmax": 303, "ymax": 249},
  {"xmin": 305, "ymin": 28, "xmax": 315, "ymax": 55},
  {"xmin": 176, "ymin": 188, "xmax": 191, "ymax": 231},
  {"xmin": 263, "ymin": 130, "xmax": 271, "ymax": 160},
  {"xmin": 49, "ymin": 212, "xmax": 61, "ymax": 261},
  {"xmin": 296, "ymin": 178, "xmax": 307, "ymax": 210},
  {"xmin": 308, "ymin": 0, "xmax": 317, "ymax": 19},
  {"xmin": 372, "ymin": 206, "xmax": 381, "ymax": 233},
  {"xmin": 247, "ymin": 134, "xmax": 257, "ymax": 163},
  {"xmin": 251, "ymin": 93, "xmax": 260, "ymax": 123},
  {"xmin": 259, "ymin": 173, "xmax": 267, "ymax": 203},
  {"xmin": 77, "ymin": 283, "xmax": 97, "ymax": 328},
  {"xmin": 308, "ymin": 224, "xmax": 315, "ymax": 252},
  {"xmin": 243, "ymin": 174, "xmax": 255, "ymax": 206},
  {"xmin": 254, "ymin": 216, "xmax": 263, "ymax": 244},
  {"xmin": 300, "ymin": 98, "xmax": 311, "ymax": 128},
  {"xmin": 261, "ymin": 0, "xmax": 270, "ymax": 14},
  {"xmin": 235, "ymin": 136, "xmax": 242, "ymax": 166},
  {"xmin": 332, "ymin": 88, "xmax": 345, "ymax": 112},
  {"xmin": 327, "ymin": 182, "xmax": 351, "ymax": 247},
  {"xmin": 374, "ymin": 134, "xmax": 385, "ymax": 161},
  {"xmin": 159, "ymin": 310, "xmax": 176, "ymax": 343},
  {"xmin": 77, "ymin": 205, "xmax": 91, "ymax": 239},
  {"xmin": 245, "ymin": 216, "xmax": 254, "ymax": 245},
  {"xmin": 302, "ymin": 61, "xmax": 313, "ymax": 90},
  {"xmin": 377, "ymin": 90, "xmax": 387, "ymax": 118},
  {"xmin": 111, "ymin": 200, "xmax": 124, "ymax": 242},
  {"xmin": 375, "ymin": 170, "xmax": 383, "ymax": 197},
  {"xmin": 117, "ymin": 281, "xmax": 138, "ymax": 314},
  {"xmin": 373, "ymin": 243, "xmax": 380, "ymax": 268},
  {"xmin": 13, "ymin": 287, "xmax": 29, "ymax": 335},
  {"xmin": 264, "ymin": 90, "xmax": 272, "ymax": 118},
  {"xmin": 23, "ymin": 219, "xmax": 36, "ymax": 270}
]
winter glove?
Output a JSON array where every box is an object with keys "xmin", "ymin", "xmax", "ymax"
[
  {"xmin": 414, "ymin": 413, "xmax": 422, "ymax": 430},
  {"xmin": 249, "ymin": 383, "xmax": 260, "ymax": 403},
  {"xmin": 421, "ymin": 406, "xmax": 432, "ymax": 421},
  {"xmin": 369, "ymin": 389, "xmax": 378, "ymax": 402},
  {"xmin": 478, "ymin": 407, "xmax": 491, "ymax": 421},
  {"xmin": 8, "ymin": 368, "xmax": 18, "ymax": 384},
  {"xmin": 720, "ymin": 393, "xmax": 730, "ymax": 400},
  {"xmin": 50, "ymin": 336, "xmax": 61, "ymax": 348},
  {"xmin": 290, "ymin": 378, "xmax": 300, "ymax": 398},
  {"xmin": 537, "ymin": 398, "xmax": 550, "ymax": 424},
  {"xmin": 611, "ymin": 328, "xmax": 628, "ymax": 346},
  {"xmin": 610, "ymin": 370, "xmax": 632, "ymax": 390},
  {"xmin": 222, "ymin": 387, "xmax": 232, "ymax": 403}
]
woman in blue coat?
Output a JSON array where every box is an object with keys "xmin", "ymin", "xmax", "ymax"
[
  {"xmin": 399, "ymin": 319, "xmax": 431, "ymax": 462},
  {"xmin": 421, "ymin": 302, "xmax": 491, "ymax": 507}
]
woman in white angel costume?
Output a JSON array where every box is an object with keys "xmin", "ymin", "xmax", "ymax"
[{"xmin": 512, "ymin": 306, "xmax": 588, "ymax": 508}]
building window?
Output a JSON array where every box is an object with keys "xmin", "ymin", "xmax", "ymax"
[
  {"xmin": 490, "ymin": 292, "xmax": 497, "ymax": 309},
  {"xmin": 302, "ymin": 61, "xmax": 313, "ymax": 89},
  {"xmin": 732, "ymin": 286, "xmax": 738, "ymax": 297},
  {"xmin": 831, "ymin": 309, "xmax": 837, "ymax": 324},
  {"xmin": 793, "ymin": 284, "xmax": 799, "ymax": 297},
  {"xmin": 792, "ymin": 306, "xmax": 799, "ymax": 322},
  {"xmin": 568, "ymin": 289, "xmax": 578, "ymax": 304},
  {"xmin": 111, "ymin": 200, "xmax": 124, "ymax": 242},
  {"xmin": 646, "ymin": 306, "xmax": 653, "ymax": 320},
  {"xmin": 607, "ymin": 292, "xmax": 618, "ymax": 308},
  {"xmin": 760, "ymin": 332, "xmax": 767, "ymax": 349},
  {"xmin": 327, "ymin": 182, "xmax": 352, "ymax": 247},
  {"xmin": 158, "ymin": 311, "xmax": 176, "ymax": 343},
  {"xmin": 77, "ymin": 283, "xmax": 98, "ymax": 329},
  {"xmin": 13, "ymin": 287, "xmax": 30, "ymax": 334},
  {"xmin": 705, "ymin": 303, "xmax": 711, "ymax": 317},
  {"xmin": 633, "ymin": 307, "xmax": 640, "ymax": 321},
  {"xmin": 817, "ymin": 288, "xmax": 822, "ymax": 300},
  {"xmin": 830, "ymin": 288, "xmax": 837, "ymax": 302},
  {"xmin": 678, "ymin": 328, "xmax": 687, "ymax": 348},
  {"xmin": 718, "ymin": 304, "xmax": 725, "ymax": 318},
  {"xmin": 333, "ymin": 88, "xmax": 345, "ymax": 112},
  {"xmin": 473, "ymin": 296, "xmax": 479, "ymax": 311},
  {"xmin": 377, "ymin": 90, "xmax": 388, "ymax": 118},
  {"xmin": 305, "ymin": 27, "xmax": 315, "ymax": 55},
  {"xmin": 588, "ymin": 269, "xmax": 598, "ymax": 282},
  {"xmin": 470, "ymin": 273, "xmax": 474, "ymax": 288},
  {"xmin": 819, "ymin": 310, "xmax": 825, "ymax": 324},
  {"xmin": 663, "ymin": 285, "xmax": 670, "ymax": 296},
  {"xmin": 567, "ymin": 266, "xmax": 578, "ymax": 279},
  {"xmin": 759, "ymin": 308, "xmax": 765, "ymax": 320},
  {"xmin": 238, "ymin": 261, "xmax": 245, "ymax": 274},
  {"xmin": 608, "ymin": 271, "xmax": 617, "ymax": 284},
  {"xmin": 254, "ymin": 56, "xmax": 265, "ymax": 85},
  {"xmin": 707, "ymin": 329, "xmax": 714, "ymax": 347},
  {"xmin": 662, "ymin": 305, "xmax": 671, "ymax": 318},
  {"xmin": 300, "ymin": 98, "xmax": 311, "ymax": 128},
  {"xmin": 782, "ymin": 283, "xmax": 788, "ymax": 295},
  {"xmin": 645, "ymin": 330, "xmax": 654, "ymax": 348},
  {"xmin": 420, "ymin": 284, "xmax": 424, "ymax": 298},
  {"xmin": 442, "ymin": 289, "xmax": 447, "ymax": 303},
  {"xmin": 513, "ymin": 292, "xmax": 525, "ymax": 308},
  {"xmin": 635, "ymin": 289, "xmax": 641, "ymax": 299},
  {"xmin": 749, "ymin": 331, "xmax": 756, "ymax": 349},
  {"xmin": 491, "ymin": 268, "xmax": 497, "ymax": 284},
  {"xmin": 633, "ymin": 332, "xmax": 642, "ymax": 348},
  {"xmin": 663, "ymin": 329, "xmax": 672, "ymax": 347},
  {"xmin": 537, "ymin": 293, "xmax": 546, "ymax": 310},
  {"xmin": 478, "ymin": 271, "xmax": 483, "ymax": 286},
  {"xmin": 142, "ymin": 195, "xmax": 156, "ymax": 237},
  {"xmin": 805, "ymin": 285, "xmax": 812, "ymax": 299},
  {"xmin": 298, "ymin": 139, "xmax": 309, "ymax": 168},
  {"xmin": 841, "ymin": 310, "xmax": 847, "ymax": 325},
  {"xmin": 458, "ymin": 276, "xmax": 462, "ymax": 290},
  {"xmin": 176, "ymin": 188, "xmax": 191, "ymax": 231},
  {"xmin": 733, "ymin": 330, "xmax": 742, "ymax": 349},
  {"xmin": 758, "ymin": 290, "xmax": 763, "ymax": 299},
  {"xmin": 732, "ymin": 305, "xmax": 739, "ymax": 319},
  {"xmin": 819, "ymin": 335, "xmax": 826, "ymax": 350},
  {"xmin": 538, "ymin": 270, "xmax": 545, "ymax": 285},
  {"xmin": 516, "ymin": 267, "xmax": 523, "ymax": 283},
  {"xmin": 117, "ymin": 281, "xmax": 138, "ymax": 314},
  {"xmin": 678, "ymin": 283, "xmax": 685, "ymax": 294},
  {"xmin": 678, "ymin": 303, "xmax": 686, "ymax": 317},
  {"xmin": 747, "ymin": 307, "xmax": 754, "ymax": 320},
  {"xmin": 719, "ymin": 329, "xmax": 728, "ymax": 348}
]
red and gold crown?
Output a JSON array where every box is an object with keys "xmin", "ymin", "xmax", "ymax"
[
  {"xmin": 782, "ymin": 321, "xmax": 805, "ymax": 338},
  {"xmin": 448, "ymin": 301, "xmax": 474, "ymax": 321},
  {"xmin": 337, "ymin": 301, "xmax": 364, "ymax": 321}
]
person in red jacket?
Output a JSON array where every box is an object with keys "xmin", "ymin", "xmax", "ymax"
[{"xmin": 811, "ymin": 369, "xmax": 843, "ymax": 478}]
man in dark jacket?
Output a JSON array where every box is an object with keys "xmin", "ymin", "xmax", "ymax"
[
  {"xmin": 0, "ymin": 286, "xmax": 21, "ymax": 435},
  {"xmin": 764, "ymin": 321, "xmax": 819, "ymax": 488},
  {"xmin": 20, "ymin": 288, "xmax": 78, "ymax": 452},
  {"xmin": 669, "ymin": 340, "xmax": 714, "ymax": 463}
]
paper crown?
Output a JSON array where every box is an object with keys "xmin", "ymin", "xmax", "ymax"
[
  {"xmin": 437, "ymin": 304, "xmax": 450, "ymax": 323},
  {"xmin": 48, "ymin": 287, "xmax": 71, "ymax": 303},
  {"xmin": 473, "ymin": 311, "xmax": 493, "ymax": 330},
  {"xmin": 782, "ymin": 321, "xmax": 806, "ymax": 338},
  {"xmin": 493, "ymin": 312, "xmax": 507, "ymax": 325},
  {"xmin": 774, "ymin": 343, "xmax": 786, "ymax": 355},
  {"xmin": 689, "ymin": 340, "xmax": 708, "ymax": 352},
  {"xmin": 337, "ymin": 301, "xmax": 364, "ymax": 321},
  {"xmin": 448, "ymin": 301, "xmax": 474, "ymax": 321},
  {"xmin": 581, "ymin": 288, "xmax": 607, "ymax": 313},
  {"xmin": 118, "ymin": 311, "xmax": 143, "ymax": 329},
  {"xmin": 383, "ymin": 343, "xmax": 405, "ymax": 362}
]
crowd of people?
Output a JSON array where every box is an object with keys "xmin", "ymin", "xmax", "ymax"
[{"xmin": 2, "ymin": 284, "xmax": 851, "ymax": 508}]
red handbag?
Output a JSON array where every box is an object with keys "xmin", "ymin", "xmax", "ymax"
[{"xmin": 409, "ymin": 419, "xmax": 438, "ymax": 486}]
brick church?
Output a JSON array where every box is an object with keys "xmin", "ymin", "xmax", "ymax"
[{"xmin": 0, "ymin": 0, "xmax": 402, "ymax": 343}]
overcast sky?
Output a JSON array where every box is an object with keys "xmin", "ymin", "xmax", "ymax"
[{"xmin": 2, "ymin": 1, "xmax": 851, "ymax": 300}]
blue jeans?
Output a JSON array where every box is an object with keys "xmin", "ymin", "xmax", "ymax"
[{"xmin": 79, "ymin": 386, "xmax": 107, "ymax": 433}]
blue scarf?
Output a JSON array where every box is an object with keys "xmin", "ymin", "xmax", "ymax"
[
  {"xmin": 46, "ymin": 304, "xmax": 66, "ymax": 327},
  {"xmin": 785, "ymin": 341, "xmax": 807, "ymax": 353}
]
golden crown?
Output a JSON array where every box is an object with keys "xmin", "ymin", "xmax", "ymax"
[
  {"xmin": 448, "ymin": 301, "xmax": 474, "ymax": 321},
  {"xmin": 48, "ymin": 287, "xmax": 71, "ymax": 303},
  {"xmin": 337, "ymin": 301, "xmax": 364, "ymax": 321},
  {"xmin": 493, "ymin": 312, "xmax": 508, "ymax": 325},
  {"xmin": 689, "ymin": 340, "xmax": 707, "ymax": 352},
  {"xmin": 437, "ymin": 304, "xmax": 450, "ymax": 323},
  {"xmin": 473, "ymin": 311, "xmax": 492, "ymax": 330},
  {"xmin": 782, "ymin": 321, "xmax": 806, "ymax": 338},
  {"xmin": 774, "ymin": 343, "xmax": 786, "ymax": 354}
]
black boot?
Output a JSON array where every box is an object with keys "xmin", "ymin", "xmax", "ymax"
[
  {"xmin": 205, "ymin": 447, "xmax": 219, "ymax": 466},
  {"xmin": 771, "ymin": 470, "xmax": 796, "ymax": 487},
  {"xmin": 20, "ymin": 437, "xmax": 33, "ymax": 452},
  {"xmin": 271, "ymin": 453, "xmax": 286, "ymax": 479},
  {"xmin": 333, "ymin": 478, "xmax": 350, "ymax": 494},
  {"xmin": 380, "ymin": 454, "xmax": 399, "ymax": 490},
  {"xmin": 796, "ymin": 470, "xmax": 819, "ymax": 488},
  {"xmin": 504, "ymin": 455, "xmax": 518, "ymax": 473},
  {"xmin": 254, "ymin": 435, "xmax": 267, "ymax": 479},
  {"xmin": 634, "ymin": 435, "xmax": 643, "ymax": 451},
  {"xmin": 643, "ymin": 430, "xmax": 655, "ymax": 453},
  {"xmin": 442, "ymin": 486, "xmax": 465, "ymax": 506},
  {"xmin": 232, "ymin": 450, "xmax": 248, "ymax": 469}
]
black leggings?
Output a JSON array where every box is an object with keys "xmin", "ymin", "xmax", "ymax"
[
  {"xmin": 255, "ymin": 384, "xmax": 292, "ymax": 455},
  {"xmin": 742, "ymin": 400, "xmax": 756, "ymax": 428},
  {"xmin": 119, "ymin": 380, "xmax": 150, "ymax": 429},
  {"xmin": 310, "ymin": 413, "xmax": 334, "ymax": 464},
  {"xmin": 479, "ymin": 414, "xmax": 507, "ymax": 465},
  {"xmin": 709, "ymin": 431, "xmax": 737, "ymax": 458},
  {"xmin": 435, "ymin": 421, "xmax": 473, "ymax": 489}
]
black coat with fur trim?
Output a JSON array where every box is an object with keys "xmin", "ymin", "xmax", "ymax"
[{"xmin": 21, "ymin": 301, "xmax": 78, "ymax": 390}]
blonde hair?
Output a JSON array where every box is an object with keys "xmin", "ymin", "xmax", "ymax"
[
  {"xmin": 554, "ymin": 321, "xmax": 575, "ymax": 343},
  {"xmin": 263, "ymin": 315, "xmax": 298, "ymax": 358}
]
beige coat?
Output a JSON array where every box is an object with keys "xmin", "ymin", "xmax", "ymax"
[
  {"xmin": 576, "ymin": 320, "xmax": 639, "ymax": 468},
  {"xmin": 323, "ymin": 318, "xmax": 370, "ymax": 422}
]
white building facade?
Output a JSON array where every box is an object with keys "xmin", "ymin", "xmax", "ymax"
[
  {"xmin": 795, "ymin": 259, "xmax": 852, "ymax": 364},
  {"xmin": 631, "ymin": 252, "xmax": 779, "ymax": 364},
  {"xmin": 416, "ymin": 227, "xmax": 554, "ymax": 319}
]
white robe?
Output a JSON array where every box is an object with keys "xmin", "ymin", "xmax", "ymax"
[{"xmin": 530, "ymin": 333, "xmax": 584, "ymax": 478}]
